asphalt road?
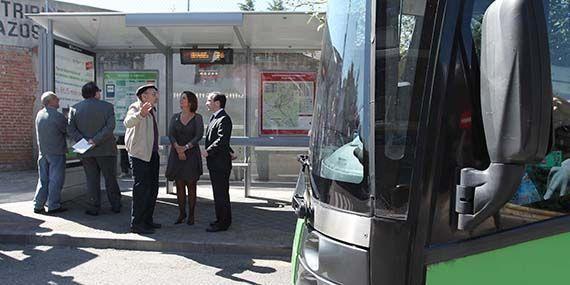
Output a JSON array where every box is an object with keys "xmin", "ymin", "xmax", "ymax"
[{"xmin": 0, "ymin": 244, "xmax": 291, "ymax": 285}]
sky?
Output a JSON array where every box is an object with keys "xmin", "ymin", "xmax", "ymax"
[{"xmin": 58, "ymin": 0, "xmax": 311, "ymax": 13}]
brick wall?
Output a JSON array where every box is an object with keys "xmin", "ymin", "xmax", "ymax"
[{"xmin": 0, "ymin": 46, "xmax": 38, "ymax": 170}]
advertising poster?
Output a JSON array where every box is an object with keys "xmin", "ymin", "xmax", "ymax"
[
  {"xmin": 103, "ymin": 71, "xmax": 159, "ymax": 134},
  {"xmin": 54, "ymin": 40, "xmax": 96, "ymax": 111},
  {"xmin": 260, "ymin": 72, "xmax": 316, "ymax": 135}
]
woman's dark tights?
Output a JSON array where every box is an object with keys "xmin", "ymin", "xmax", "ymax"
[{"xmin": 175, "ymin": 179, "xmax": 197, "ymax": 225}]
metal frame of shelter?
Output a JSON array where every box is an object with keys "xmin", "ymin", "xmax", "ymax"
[{"xmin": 29, "ymin": 11, "xmax": 323, "ymax": 197}]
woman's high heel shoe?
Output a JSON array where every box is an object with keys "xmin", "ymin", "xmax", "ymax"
[
  {"xmin": 174, "ymin": 214, "xmax": 186, "ymax": 224},
  {"xmin": 187, "ymin": 216, "xmax": 195, "ymax": 225}
]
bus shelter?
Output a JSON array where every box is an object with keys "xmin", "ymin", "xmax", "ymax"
[{"xmin": 29, "ymin": 11, "xmax": 323, "ymax": 198}]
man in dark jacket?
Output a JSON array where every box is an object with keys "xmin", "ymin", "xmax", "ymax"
[
  {"xmin": 68, "ymin": 82, "xmax": 122, "ymax": 216},
  {"xmin": 202, "ymin": 92, "xmax": 233, "ymax": 232}
]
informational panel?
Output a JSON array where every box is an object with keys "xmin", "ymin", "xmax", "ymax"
[
  {"xmin": 180, "ymin": 48, "xmax": 233, "ymax": 65},
  {"xmin": 103, "ymin": 70, "xmax": 159, "ymax": 134},
  {"xmin": 260, "ymin": 72, "xmax": 316, "ymax": 135},
  {"xmin": 54, "ymin": 40, "xmax": 96, "ymax": 111}
]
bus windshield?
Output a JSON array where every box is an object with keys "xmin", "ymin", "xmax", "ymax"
[{"xmin": 310, "ymin": 0, "xmax": 372, "ymax": 214}]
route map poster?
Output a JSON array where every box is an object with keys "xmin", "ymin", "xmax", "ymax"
[
  {"xmin": 103, "ymin": 71, "xmax": 158, "ymax": 134},
  {"xmin": 54, "ymin": 40, "xmax": 96, "ymax": 112},
  {"xmin": 260, "ymin": 72, "xmax": 316, "ymax": 135}
]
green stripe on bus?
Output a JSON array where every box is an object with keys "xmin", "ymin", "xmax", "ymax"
[
  {"xmin": 291, "ymin": 218, "xmax": 305, "ymax": 285},
  {"xmin": 426, "ymin": 232, "xmax": 570, "ymax": 285}
]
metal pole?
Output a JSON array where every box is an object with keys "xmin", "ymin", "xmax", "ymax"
[
  {"xmin": 165, "ymin": 48, "xmax": 175, "ymax": 194},
  {"xmin": 244, "ymin": 47, "xmax": 252, "ymax": 198},
  {"xmin": 43, "ymin": 0, "xmax": 54, "ymax": 91},
  {"xmin": 39, "ymin": 28, "xmax": 45, "ymax": 92},
  {"xmin": 187, "ymin": 0, "xmax": 190, "ymax": 11},
  {"xmin": 46, "ymin": 19, "xmax": 54, "ymax": 91}
]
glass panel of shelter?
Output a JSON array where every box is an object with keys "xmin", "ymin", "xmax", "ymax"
[
  {"xmin": 96, "ymin": 49, "xmax": 319, "ymax": 200},
  {"xmin": 171, "ymin": 50, "xmax": 319, "ymax": 200},
  {"xmin": 97, "ymin": 51, "xmax": 169, "ymax": 178},
  {"xmin": 250, "ymin": 50, "xmax": 318, "ymax": 183}
]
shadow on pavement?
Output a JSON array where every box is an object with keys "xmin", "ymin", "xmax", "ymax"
[
  {"xmin": 178, "ymin": 253, "xmax": 288, "ymax": 285},
  {"xmin": 0, "ymin": 211, "xmax": 97, "ymax": 285},
  {"xmin": 0, "ymin": 243, "xmax": 98, "ymax": 285},
  {"xmin": 0, "ymin": 209, "xmax": 51, "ymax": 234},
  {"xmin": 35, "ymin": 191, "xmax": 297, "ymax": 248}
]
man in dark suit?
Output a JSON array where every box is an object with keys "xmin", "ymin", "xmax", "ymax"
[
  {"xmin": 68, "ymin": 82, "xmax": 122, "ymax": 216},
  {"xmin": 202, "ymin": 92, "xmax": 233, "ymax": 232}
]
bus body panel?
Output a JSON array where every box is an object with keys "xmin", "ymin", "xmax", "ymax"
[{"xmin": 426, "ymin": 232, "xmax": 570, "ymax": 284}]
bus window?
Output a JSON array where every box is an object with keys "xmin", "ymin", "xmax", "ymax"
[
  {"xmin": 483, "ymin": 0, "xmax": 570, "ymax": 224},
  {"xmin": 375, "ymin": 0, "xmax": 429, "ymax": 218},
  {"xmin": 429, "ymin": 0, "xmax": 570, "ymax": 245},
  {"xmin": 310, "ymin": 0, "xmax": 372, "ymax": 214}
]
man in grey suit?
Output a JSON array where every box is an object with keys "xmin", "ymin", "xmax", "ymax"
[
  {"xmin": 33, "ymin": 91, "xmax": 68, "ymax": 214},
  {"xmin": 68, "ymin": 82, "xmax": 122, "ymax": 216}
]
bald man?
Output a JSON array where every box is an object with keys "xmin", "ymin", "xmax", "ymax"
[{"xmin": 33, "ymin": 91, "xmax": 68, "ymax": 214}]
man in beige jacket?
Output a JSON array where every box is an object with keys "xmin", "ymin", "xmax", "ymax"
[{"xmin": 124, "ymin": 84, "xmax": 161, "ymax": 234}]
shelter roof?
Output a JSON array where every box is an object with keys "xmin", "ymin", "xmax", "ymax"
[{"xmin": 29, "ymin": 12, "xmax": 324, "ymax": 50}]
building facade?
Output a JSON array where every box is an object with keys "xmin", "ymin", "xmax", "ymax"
[{"xmin": 0, "ymin": 0, "xmax": 109, "ymax": 170}]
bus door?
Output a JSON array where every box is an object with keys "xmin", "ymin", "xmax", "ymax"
[{"xmin": 410, "ymin": 0, "xmax": 570, "ymax": 284}]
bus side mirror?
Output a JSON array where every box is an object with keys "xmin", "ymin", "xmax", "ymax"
[{"xmin": 456, "ymin": 0, "xmax": 552, "ymax": 230}]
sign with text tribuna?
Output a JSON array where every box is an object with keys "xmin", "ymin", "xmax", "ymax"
[
  {"xmin": 0, "ymin": 0, "xmax": 50, "ymax": 47},
  {"xmin": 1, "ymin": 1, "xmax": 108, "ymax": 48}
]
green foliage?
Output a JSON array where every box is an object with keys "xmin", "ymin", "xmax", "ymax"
[
  {"xmin": 238, "ymin": 0, "xmax": 255, "ymax": 11},
  {"xmin": 284, "ymin": 0, "xmax": 327, "ymax": 30},
  {"xmin": 267, "ymin": 0, "xmax": 287, "ymax": 11},
  {"xmin": 471, "ymin": 0, "xmax": 569, "ymax": 66},
  {"xmin": 471, "ymin": 15, "xmax": 484, "ymax": 56},
  {"xmin": 548, "ymin": 0, "xmax": 570, "ymax": 66},
  {"xmin": 399, "ymin": 15, "xmax": 416, "ymax": 58}
]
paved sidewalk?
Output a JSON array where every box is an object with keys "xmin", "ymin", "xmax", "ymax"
[
  {"xmin": 0, "ymin": 170, "xmax": 39, "ymax": 203},
  {"xmin": 0, "ymin": 172, "xmax": 297, "ymax": 257}
]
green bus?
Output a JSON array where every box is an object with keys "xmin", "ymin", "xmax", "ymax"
[{"xmin": 292, "ymin": 0, "xmax": 570, "ymax": 284}]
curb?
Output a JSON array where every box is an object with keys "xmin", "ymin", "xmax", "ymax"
[{"xmin": 0, "ymin": 233, "xmax": 292, "ymax": 257}]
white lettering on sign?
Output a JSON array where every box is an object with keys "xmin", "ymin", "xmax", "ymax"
[{"xmin": 0, "ymin": 0, "xmax": 50, "ymax": 47}]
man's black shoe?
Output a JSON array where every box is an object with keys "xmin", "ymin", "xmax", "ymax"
[
  {"xmin": 85, "ymin": 210, "xmax": 99, "ymax": 216},
  {"xmin": 130, "ymin": 225, "xmax": 155, "ymax": 234},
  {"xmin": 146, "ymin": 222, "xmax": 162, "ymax": 229},
  {"xmin": 206, "ymin": 225, "xmax": 229, "ymax": 232},
  {"xmin": 47, "ymin": 207, "xmax": 68, "ymax": 214},
  {"xmin": 33, "ymin": 208, "xmax": 45, "ymax": 214},
  {"xmin": 209, "ymin": 220, "xmax": 219, "ymax": 226}
]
